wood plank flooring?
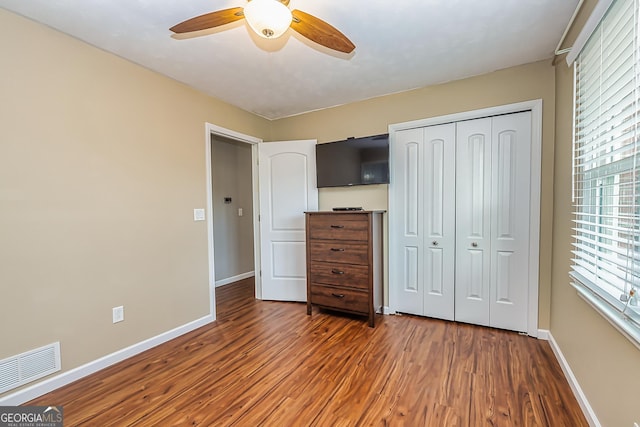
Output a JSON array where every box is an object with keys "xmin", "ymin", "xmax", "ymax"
[{"xmin": 29, "ymin": 278, "xmax": 588, "ymax": 426}]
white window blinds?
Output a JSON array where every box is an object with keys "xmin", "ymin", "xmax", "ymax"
[{"xmin": 572, "ymin": 0, "xmax": 640, "ymax": 340}]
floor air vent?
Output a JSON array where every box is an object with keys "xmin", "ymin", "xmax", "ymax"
[{"xmin": 0, "ymin": 342, "xmax": 61, "ymax": 393}]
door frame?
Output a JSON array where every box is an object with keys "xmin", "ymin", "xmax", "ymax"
[
  {"xmin": 387, "ymin": 99, "xmax": 542, "ymax": 337},
  {"xmin": 205, "ymin": 123, "xmax": 263, "ymax": 321}
]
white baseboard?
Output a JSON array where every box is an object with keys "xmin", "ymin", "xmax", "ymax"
[
  {"xmin": 215, "ymin": 271, "xmax": 255, "ymax": 288},
  {"xmin": 537, "ymin": 329, "xmax": 550, "ymax": 340},
  {"xmin": 546, "ymin": 331, "xmax": 600, "ymax": 427},
  {"xmin": 0, "ymin": 314, "xmax": 214, "ymax": 406},
  {"xmin": 382, "ymin": 306, "xmax": 395, "ymax": 315}
]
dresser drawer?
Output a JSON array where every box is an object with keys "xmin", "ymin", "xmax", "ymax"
[
  {"xmin": 309, "ymin": 261, "xmax": 369, "ymax": 290},
  {"xmin": 310, "ymin": 284, "xmax": 369, "ymax": 314},
  {"xmin": 307, "ymin": 214, "xmax": 369, "ymax": 241},
  {"xmin": 309, "ymin": 241, "xmax": 368, "ymax": 265}
]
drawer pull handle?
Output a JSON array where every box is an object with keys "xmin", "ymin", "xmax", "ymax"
[
  {"xmin": 330, "ymin": 225, "xmax": 345, "ymax": 229},
  {"xmin": 330, "ymin": 248, "xmax": 345, "ymax": 252},
  {"xmin": 331, "ymin": 293, "xmax": 346, "ymax": 299},
  {"xmin": 331, "ymin": 269, "xmax": 345, "ymax": 275}
]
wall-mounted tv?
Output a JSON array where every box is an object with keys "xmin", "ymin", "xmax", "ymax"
[{"xmin": 316, "ymin": 134, "xmax": 390, "ymax": 188}]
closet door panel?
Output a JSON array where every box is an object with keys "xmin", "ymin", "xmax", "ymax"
[
  {"xmin": 489, "ymin": 112, "xmax": 531, "ymax": 332},
  {"xmin": 455, "ymin": 118, "xmax": 492, "ymax": 326},
  {"xmin": 423, "ymin": 123, "xmax": 455, "ymax": 320},
  {"xmin": 393, "ymin": 128, "xmax": 425, "ymax": 315}
]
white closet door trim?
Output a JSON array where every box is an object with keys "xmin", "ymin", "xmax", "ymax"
[
  {"xmin": 528, "ymin": 102, "xmax": 542, "ymax": 338},
  {"xmin": 388, "ymin": 99, "xmax": 542, "ymax": 337}
]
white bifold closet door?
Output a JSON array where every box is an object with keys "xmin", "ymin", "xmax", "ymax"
[
  {"xmin": 393, "ymin": 111, "xmax": 532, "ymax": 333},
  {"xmin": 455, "ymin": 113, "xmax": 531, "ymax": 331},
  {"xmin": 394, "ymin": 124, "xmax": 456, "ymax": 320}
]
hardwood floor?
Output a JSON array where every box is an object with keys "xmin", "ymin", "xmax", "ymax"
[{"xmin": 29, "ymin": 278, "xmax": 588, "ymax": 426}]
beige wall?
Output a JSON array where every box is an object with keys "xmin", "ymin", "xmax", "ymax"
[
  {"xmin": 271, "ymin": 60, "xmax": 556, "ymax": 329},
  {"xmin": 0, "ymin": 8, "xmax": 269, "ymax": 396},
  {"xmin": 551, "ymin": 1, "xmax": 640, "ymax": 425}
]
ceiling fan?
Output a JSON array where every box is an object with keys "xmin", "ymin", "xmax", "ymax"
[{"xmin": 170, "ymin": 0, "xmax": 355, "ymax": 54}]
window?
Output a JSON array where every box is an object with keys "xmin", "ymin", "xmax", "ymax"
[{"xmin": 572, "ymin": 0, "xmax": 640, "ymax": 346}]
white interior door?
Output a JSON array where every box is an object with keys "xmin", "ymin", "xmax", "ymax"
[
  {"xmin": 393, "ymin": 128, "xmax": 426, "ymax": 315},
  {"xmin": 422, "ymin": 124, "xmax": 456, "ymax": 320},
  {"xmin": 392, "ymin": 124, "xmax": 456, "ymax": 320},
  {"xmin": 455, "ymin": 118, "xmax": 492, "ymax": 327},
  {"xmin": 489, "ymin": 112, "xmax": 531, "ymax": 332},
  {"xmin": 455, "ymin": 112, "xmax": 532, "ymax": 331},
  {"xmin": 259, "ymin": 140, "xmax": 318, "ymax": 301}
]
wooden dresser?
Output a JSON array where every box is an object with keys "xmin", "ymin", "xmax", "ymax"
[{"xmin": 305, "ymin": 210, "xmax": 384, "ymax": 327}]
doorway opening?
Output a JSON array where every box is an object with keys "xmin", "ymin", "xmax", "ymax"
[
  {"xmin": 212, "ymin": 135, "xmax": 255, "ymax": 287},
  {"xmin": 205, "ymin": 123, "xmax": 262, "ymax": 319}
]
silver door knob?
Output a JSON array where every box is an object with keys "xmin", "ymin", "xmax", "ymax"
[
  {"xmin": 471, "ymin": 242, "xmax": 478, "ymax": 247},
  {"xmin": 432, "ymin": 241, "xmax": 439, "ymax": 246}
]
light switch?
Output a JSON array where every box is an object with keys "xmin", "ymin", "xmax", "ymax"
[
  {"xmin": 193, "ymin": 208, "xmax": 205, "ymax": 221},
  {"xmin": 238, "ymin": 208, "xmax": 243, "ymax": 217}
]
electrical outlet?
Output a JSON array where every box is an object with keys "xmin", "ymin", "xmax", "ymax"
[{"xmin": 112, "ymin": 306, "xmax": 124, "ymax": 323}]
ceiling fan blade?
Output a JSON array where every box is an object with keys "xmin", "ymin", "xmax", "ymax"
[
  {"xmin": 170, "ymin": 7, "xmax": 244, "ymax": 33},
  {"xmin": 290, "ymin": 10, "xmax": 355, "ymax": 54}
]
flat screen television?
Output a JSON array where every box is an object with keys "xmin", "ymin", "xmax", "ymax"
[{"xmin": 315, "ymin": 134, "xmax": 390, "ymax": 188}]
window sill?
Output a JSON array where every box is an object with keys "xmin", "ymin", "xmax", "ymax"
[{"xmin": 571, "ymin": 282, "xmax": 640, "ymax": 351}]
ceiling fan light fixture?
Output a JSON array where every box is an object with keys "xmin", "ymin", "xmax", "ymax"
[{"xmin": 243, "ymin": 0, "xmax": 292, "ymax": 39}]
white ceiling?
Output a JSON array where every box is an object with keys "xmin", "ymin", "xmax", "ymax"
[{"xmin": 0, "ymin": 0, "xmax": 578, "ymax": 120}]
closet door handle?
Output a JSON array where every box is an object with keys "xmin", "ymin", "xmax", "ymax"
[
  {"xmin": 331, "ymin": 293, "xmax": 346, "ymax": 299},
  {"xmin": 432, "ymin": 241, "xmax": 439, "ymax": 246},
  {"xmin": 471, "ymin": 242, "xmax": 478, "ymax": 248},
  {"xmin": 330, "ymin": 248, "xmax": 345, "ymax": 252},
  {"xmin": 330, "ymin": 225, "xmax": 344, "ymax": 229},
  {"xmin": 331, "ymin": 269, "xmax": 345, "ymax": 275}
]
